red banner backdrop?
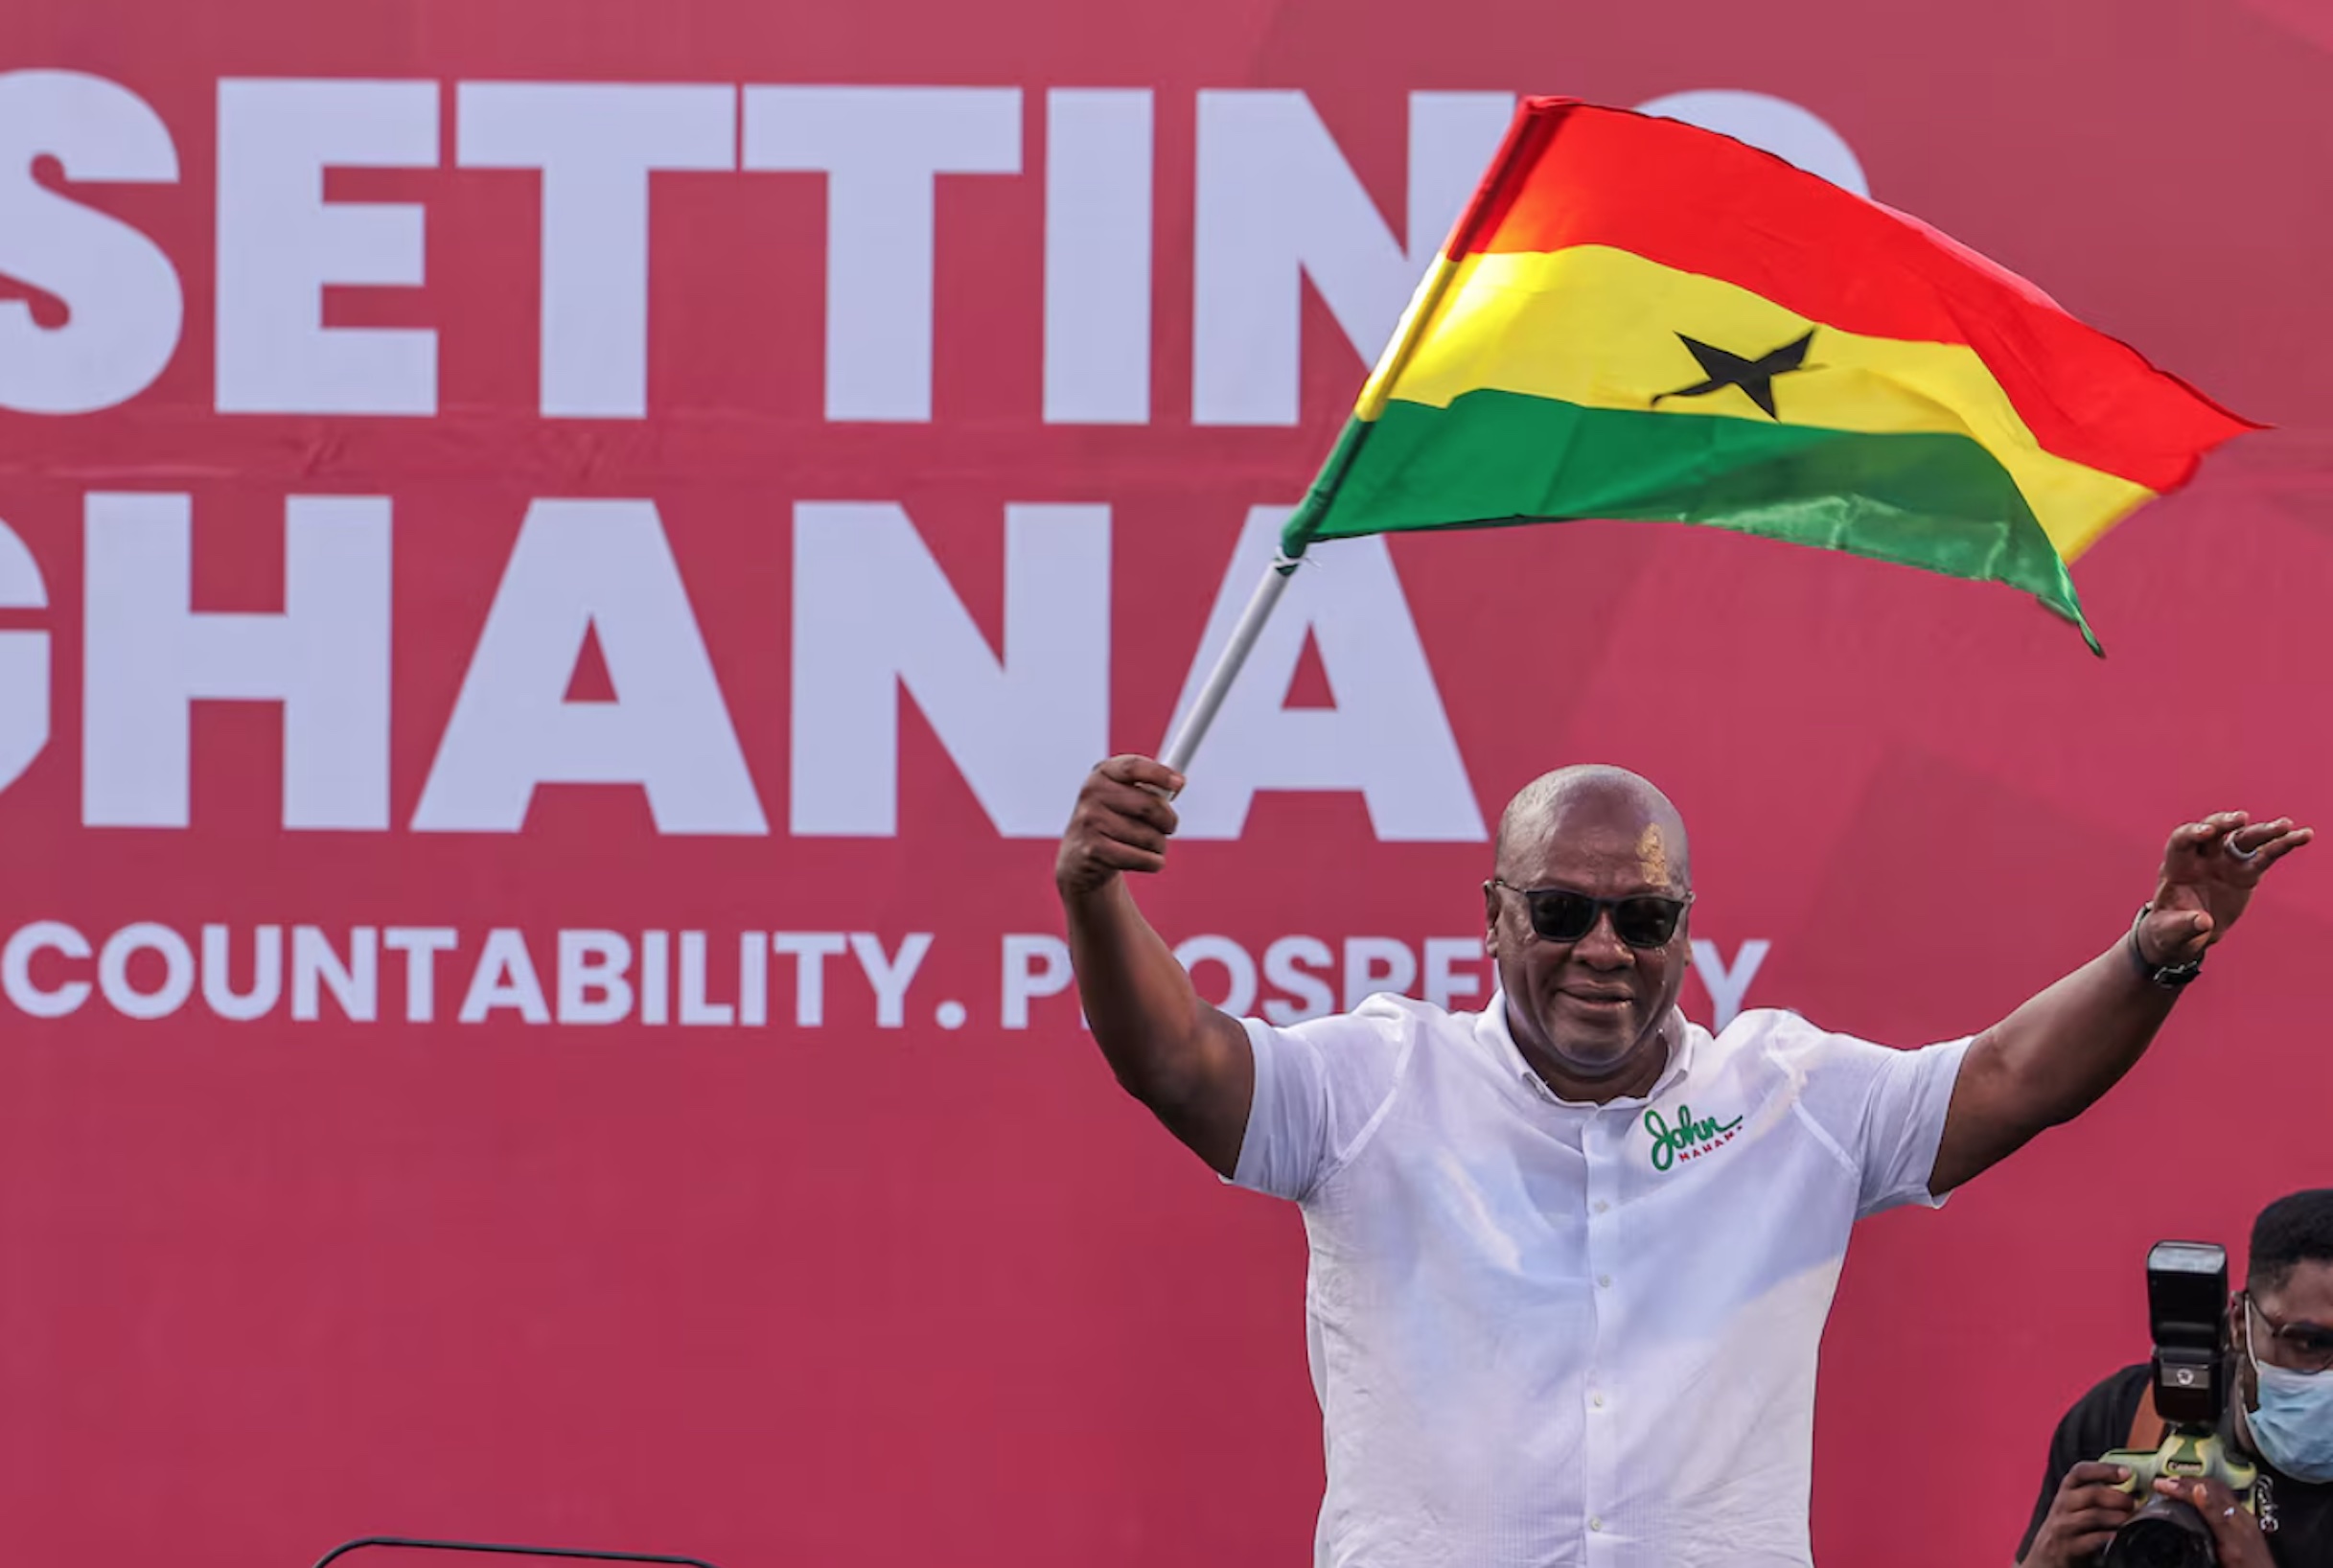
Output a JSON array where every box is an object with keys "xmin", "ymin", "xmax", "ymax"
[{"xmin": 0, "ymin": 2, "xmax": 2328, "ymax": 1564}]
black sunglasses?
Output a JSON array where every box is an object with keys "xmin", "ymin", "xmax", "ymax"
[{"xmin": 1491, "ymin": 880, "xmax": 1694, "ymax": 950}]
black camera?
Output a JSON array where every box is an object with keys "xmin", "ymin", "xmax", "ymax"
[{"xmin": 2096, "ymin": 1241, "xmax": 2257, "ymax": 1568}]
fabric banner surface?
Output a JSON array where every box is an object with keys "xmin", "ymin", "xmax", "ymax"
[{"xmin": 0, "ymin": 3, "xmax": 2327, "ymax": 1565}]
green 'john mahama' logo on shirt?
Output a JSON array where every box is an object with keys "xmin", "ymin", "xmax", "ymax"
[{"xmin": 1644, "ymin": 1104, "xmax": 1744, "ymax": 1171}]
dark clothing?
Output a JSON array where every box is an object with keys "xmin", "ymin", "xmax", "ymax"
[{"xmin": 2019, "ymin": 1362, "xmax": 2332, "ymax": 1564}]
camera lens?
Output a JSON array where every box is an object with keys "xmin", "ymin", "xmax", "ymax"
[{"xmin": 2102, "ymin": 1497, "xmax": 2217, "ymax": 1568}]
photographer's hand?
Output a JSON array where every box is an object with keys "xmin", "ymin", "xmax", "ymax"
[
  {"xmin": 2157, "ymin": 1476, "xmax": 2274, "ymax": 1568},
  {"xmin": 2023, "ymin": 1463, "xmax": 2136, "ymax": 1566}
]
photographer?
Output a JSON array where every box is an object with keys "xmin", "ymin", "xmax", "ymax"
[{"xmin": 2017, "ymin": 1189, "xmax": 2333, "ymax": 1566}]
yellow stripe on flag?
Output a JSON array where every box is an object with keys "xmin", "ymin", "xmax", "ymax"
[{"xmin": 1372, "ymin": 245, "xmax": 2154, "ymax": 561}]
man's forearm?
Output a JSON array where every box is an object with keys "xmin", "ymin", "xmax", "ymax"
[
  {"xmin": 1061, "ymin": 877, "xmax": 1255, "ymax": 1175},
  {"xmin": 1052, "ymin": 756, "xmax": 1256, "ymax": 1176},
  {"xmin": 1935, "ymin": 811, "xmax": 2311, "ymax": 1194},
  {"xmin": 1932, "ymin": 935, "xmax": 2179, "ymax": 1192},
  {"xmin": 1990, "ymin": 938, "xmax": 2180, "ymax": 1123},
  {"xmin": 1063, "ymin": 877, "xmax": 1209, "ymax": 1096}
]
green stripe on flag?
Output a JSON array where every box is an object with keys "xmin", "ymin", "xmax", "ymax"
[{"xmin": 1282, "ymin": 389, "xmax": 2091, "ymax": 644}]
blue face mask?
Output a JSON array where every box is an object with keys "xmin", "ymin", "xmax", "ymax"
[{"xmin": 2249, "ymin": 1341, "xmax": 2333, "ymax": 1483}]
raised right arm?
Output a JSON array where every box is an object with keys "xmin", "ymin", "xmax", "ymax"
[{"xmin": 1054, "ymin": 755, "xmax": 1255, "ymax": 1177}]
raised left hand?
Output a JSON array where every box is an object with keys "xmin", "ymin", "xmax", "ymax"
[{"xmin": 2140, "ymin": 812, "xmax": 2313, "ymax": 967}]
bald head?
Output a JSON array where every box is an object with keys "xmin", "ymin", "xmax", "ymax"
[{"xmin": 1494, "ymin": 766, "xmax": 1691, "ymax": 891}]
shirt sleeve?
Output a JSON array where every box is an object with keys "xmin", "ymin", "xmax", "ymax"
[
  {"xmin": 1229, "ymin": 998, "xmax": 1416, "ymax": 1204},
  {"xmin": 1761, "ymin": 1011, "xmax": 1973, "ymax": 1218}
]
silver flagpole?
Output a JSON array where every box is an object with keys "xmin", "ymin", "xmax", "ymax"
[
  {"xmin": 1157, "ymin": 555, "xmax": 1302, "ymax": 776},
  {"xmin": 1153, "ymin": 100, "xmax": 1526, "ymax": 780}
]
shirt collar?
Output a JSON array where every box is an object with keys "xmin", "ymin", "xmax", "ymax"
[{"xmin": 1477, "ymin": 990, "xmax": 1698, "ymax": 1107}]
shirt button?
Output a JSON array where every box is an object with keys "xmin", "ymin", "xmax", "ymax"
[
  {"xmin": 1591, "ymin": 1393, "xmax": 1605, "ymax": 1409},
  {"xmin": 1598, "ymin": 1274, "xmax": 1612, "ymax": 1288},
  {"xmin": 1593, "ymin": 1200, "xmax": 1610, "ymax": 1213},
  {"xmin": 1589, "ymin": 1517, "xmax": 1604, "ymax": 1533}
]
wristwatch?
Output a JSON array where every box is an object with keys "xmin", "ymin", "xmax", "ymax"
[{"xmin": 2129, "ymin": 904, "xmax": 2204, "ymax": 989}]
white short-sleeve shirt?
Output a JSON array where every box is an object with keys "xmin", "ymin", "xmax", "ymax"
[{"xmin": 1232, "ymin": 994, "xmax": 1970, "ymax": 1568}]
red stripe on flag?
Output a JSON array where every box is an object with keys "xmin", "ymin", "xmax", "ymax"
[{"xmin": 1455, "ymin": 99, "xmax": 2257, "ymax": 495}]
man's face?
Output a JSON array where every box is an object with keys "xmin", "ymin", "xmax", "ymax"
[
  {"xmin": 1485, "ymin": 794, "xmax": 1691, "ymax": 1078},
  {"xmin": 2242, "ymin": 1258, "xmax": 2333, "ymax": 1396}
]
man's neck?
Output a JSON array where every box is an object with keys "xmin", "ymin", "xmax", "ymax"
[{"xmin": 1510, "ymin": 1009, "xmax": 1674, "ymax": 1105}]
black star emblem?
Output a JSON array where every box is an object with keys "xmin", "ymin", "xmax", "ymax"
[{"xmin": 1652, "ymin": 330, "xmax": 1814, "ymax": 420}]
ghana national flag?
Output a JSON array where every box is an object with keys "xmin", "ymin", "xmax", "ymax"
[{"xmin": 1281, "ymin": 98, "xmax": 2258, "ymax": 652}]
